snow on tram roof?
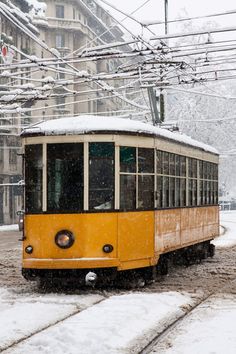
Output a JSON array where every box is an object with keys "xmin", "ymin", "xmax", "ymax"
[{"xmin": 22, "ymin": 115, "xmax": 218, "ymax": 155}]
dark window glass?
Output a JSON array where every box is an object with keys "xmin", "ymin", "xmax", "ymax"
[
  {"xmin": 175, "ymin": 178, "xmax": 180, "ymax": 207},
  {"xmin": 199, "ymin": 161, "xmax": 203, "ymax": 179},
  {"xmin": 188, "ymin": 179, "xmax": 193, "ymax": 206},
  {"xmin": 176, "ymin": 155, "xmax": 180, "ymax": 176},
  {"xmin": 188, "ymin": 158, "xmax": 192, "ymax": 178},
  {"xmin": 170, "ymin": 154, "xmax": 175, "ymax": 176},
  {"xmin": 189, "ymin": 158, "xmax": 197, "ymax": 178},
  {"xmin": 180, "ymin": 156, "xmax": 186, "ymax": 176},
  {"xmin": 214, "ymin": 182, "xmax": 218, "ymax": 204},
  {"xmin": 120, "ymin": 146, "xmax": 136, "ymax": 173},
  {"xmin": 163, "ymin": 176, "xmax": 169, "ymax": 208},
  {"xmin": 199, "ymin": 180, "xmax": 203, "ymax": 206},
  {"xmin": 138, "ymin": 148, "xmax": 154, "ymax": 173},
  {"xmin": 156, "ymin": 176, "xmax": 163, "ymax": 208},
  {"xmin": 204, "ymin": 180, "xmax": 208, "ymax": 204},
  {"xmin": 25, "ymin": 145, "xmax": 43, "ymax": 213},
  {"xmin": 89, "ymin": 143, "xmax": 114, "ymax": 210},
  {"xmin": 210, "ymin": 181, "xmax": 214, "ymax": 204},
  {"xmin": 163, "ymin": 152, "xmax": 169, "ymax": 175},
  {"xmin": 156, "ymin": 150, "xmax": 162, "ymax": 174},
  {"xmin": 169, "ymin": 177, "xmax": 175, "ymax": 207},
  {"xmin": 207, "ymin": 181, "xmax": 211, "ymax": 204},
  {"xmin": 120, "ymin": 175, "xmax": 136, "ymax": 210},
  {"xmin": 192, "ymin": 159, "xmax": 197, "ymax": 178},
  {"xmin": 193, "ymin": 179, "xmax": 197, "ymax": 206},
  {"xmin": 138, "ymin": 175, "xmax": 154, "ymax": 209},
  {"xmin": 180, "ymin": 178, "xmax": 186, "ymax": 206},
  {"xmin": 47, "ymin": 144, "xmax": 83, "ymax": 212},
  {"xmin": 213, "ymin": 164, "xmax": 218, "ymax": 180},
  {"xmin": 56, "ymin": 5, "xmax": 64, "ymax": 18}
]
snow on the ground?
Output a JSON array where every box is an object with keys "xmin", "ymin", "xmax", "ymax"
[
  {"xmin": 0, "ymin": 211, "xmax": 235, "ymax": 353},
  {"xmin": 153, "ymin": 294, "xmax": 236, "ymax": 354},
  {"xmin": 2, "ymin": 292, "xmax": 193, "ymax": 354},
  {"xmin": 0, "ymin": 287, "xmax": 103, "ymax": 352},
  {"xmin": 0, "ymin": 224, "xmax": 18, "ymax": 231},
  {"xmin": 213, "ymin": 210, "xmax": 236, "ymax": 248}
]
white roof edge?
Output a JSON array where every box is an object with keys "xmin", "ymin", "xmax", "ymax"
[{"xmin": 22, "ymin": 115, "xmax": 219, "ymax": 155}]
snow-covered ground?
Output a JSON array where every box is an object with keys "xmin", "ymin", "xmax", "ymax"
[
  {"xmin": 213, "ymin": 210, "xmax": 236, "ymax": 248},
  {"xmin": 0, "ymin": 211, "xmax": 235, "ymax": 353},
  {"xmin": 0, "ymin": 224, "xmax": 18, "ymax": 231}
]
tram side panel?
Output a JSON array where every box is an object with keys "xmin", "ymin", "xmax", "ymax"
[
  {"xmin": 154, "ymin": 206, "xmax": 219, "ymax": 255},
  {"xmin": 118, "ymin": 211, "xmax": 155, "ymax": 270}
]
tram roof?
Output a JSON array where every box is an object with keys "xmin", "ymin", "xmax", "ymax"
[{"xmin": 21, "ymin": 115, "xmax": 218, "ymax": 155}]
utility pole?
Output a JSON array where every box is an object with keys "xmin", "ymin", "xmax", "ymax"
[
  {"xmin": 147, "ymin": 0, "xmax": 168, "ymax": 125},
  {"xmin": 160, "ymin": 0, "xmax": 168, "ymax": 123}
]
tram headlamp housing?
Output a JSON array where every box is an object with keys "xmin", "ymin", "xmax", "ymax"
[{"xmin": 55, "ymin": 230, "xmax": 74, "ymax": 249}]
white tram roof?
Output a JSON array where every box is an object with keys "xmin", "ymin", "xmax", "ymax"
[{"xmin": 22, "ymin": 115, "xmax": 218, "ymax": 155}]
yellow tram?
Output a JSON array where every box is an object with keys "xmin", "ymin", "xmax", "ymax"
[{"xmin": 21, "ymin": 116, "xmax": 219, "ymax": 286}]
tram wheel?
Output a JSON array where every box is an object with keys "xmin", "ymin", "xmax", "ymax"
[
  {"xmin": 157, "ymin": 256, "xmax": 169, "ymax": 275},
  {"xmin": 208, "ymin": 243, "xmax": 215, "ymax": 258}
]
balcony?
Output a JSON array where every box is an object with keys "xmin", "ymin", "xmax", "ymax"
[{"xmin": 47, "ymin": 17, "xmax": 90, "ymax": 35}]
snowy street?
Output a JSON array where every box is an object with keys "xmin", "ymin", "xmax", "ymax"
[{"xmin": 0, "ymin": 211, "xmax": 236, "ymax": 354}]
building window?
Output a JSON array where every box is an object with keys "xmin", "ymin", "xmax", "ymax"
[
  {"xmin": 9, "ymin": 149, "xmax": 17, "ymax": 165},
  {"xmin": 55, "ymin": 33, "xmax": 65, "ymax": 48},
  {"xmin": 56, "ymin": 96, "xmax": 66, "ymax": 109},
  {"xmin": 56, "ymin": 5, "xmax": 64, "ymax": 18}
]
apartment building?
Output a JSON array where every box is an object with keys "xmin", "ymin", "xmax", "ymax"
[{"xmin": 0, "ymin": 0, "xmax": 39, "ymax": 224}]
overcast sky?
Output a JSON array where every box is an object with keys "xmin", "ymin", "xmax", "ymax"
[{"xmin": 101, "ymin": 0, "xmax": 236, "ymax": 37}]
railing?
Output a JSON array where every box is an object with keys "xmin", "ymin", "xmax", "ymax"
[{"xmin": 47, "ymin": 17, "xmax": 89, "ymax": 34}]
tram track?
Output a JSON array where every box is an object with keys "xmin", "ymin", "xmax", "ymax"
[
  {"xmin": 0, "ymin": 295, "xmax": 108, "ymax": 353},
  {"xmin": 139, "ymin": 270, "xmax": 236, "ymax": 354}
]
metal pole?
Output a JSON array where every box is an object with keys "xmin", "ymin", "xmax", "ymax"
[
  {"xmin": 164, "ymin": 0, "xmax": 168, "ymax": 35},
  {"xmin": 160, "ymin": 0, "xmax": 168, "ymax": 123}
]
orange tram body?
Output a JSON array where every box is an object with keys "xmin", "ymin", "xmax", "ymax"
[{"xmin": 21, "ymin": 116, "xmax": 219, "ymax": 286}]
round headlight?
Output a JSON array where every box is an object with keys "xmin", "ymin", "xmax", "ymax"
[
  {"xmin": 103, "ymin": 244, "xmax": 113, "ymax": 253},
  {"xmin": 55, "ymin": 230, "xmax": 74, "ymax": 249}
]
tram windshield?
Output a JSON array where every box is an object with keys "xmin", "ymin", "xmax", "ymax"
[{"xmin": 47, "ymin": 143, "xmax": 84, "ymax": 212}]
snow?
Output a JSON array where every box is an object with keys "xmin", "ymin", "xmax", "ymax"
[
  {"xmin": 0, "ymin": 288, "xmax": 103, "ymax": 352},
  {"xmin": 0, "ymin": 224, "xmax": 18, "ymax": 231},
  {"xmin": 1, "ymin": 211, "xmax": 235, "ymax": 353},
  {"xmin": 2, "ymin": 292, "xmax": 193, "ymax": 354},
  {"xmin": 22, "ymin": 116, "xmax": 218, "ymax": 155},
  {"xmin": 213, "ymin": 210, "xmax": 236, "ymax": 248},
  {"xmin": 155, "ymin": 294, "xmax": 236, "ymax": 354}
]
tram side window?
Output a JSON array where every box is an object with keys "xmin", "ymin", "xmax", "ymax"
[
  {"xmin": 47, "ymin": 143, "xmax": 84, "ymax": 212},
  {"xmin": 120, "ymin": 146, "xmax": 136, "ymax": 210},
  {"xmin": 89, "ymin": 143, "xmax": 114, "ymax": 210},
  {"xmin": 120, "ymin": 146, "xmax": 136, "ymax": 173},
  {"xmin": 120, "ymin": 175, "xmax": 136, "ymax": 210},
  {"xmin": 138, "ymin": 175, "xmax": 154, "ymax": 209},
  {"xmin": 138, "ymin": 148, "xmax": 154, "ymax": 209},
  {"xmin": 25, "ymin": 145, "xmax": 43, "ymax": 213},
  {"xmin": 138, "ymin": 148, "xmax": 154, "ymax": 173}
]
